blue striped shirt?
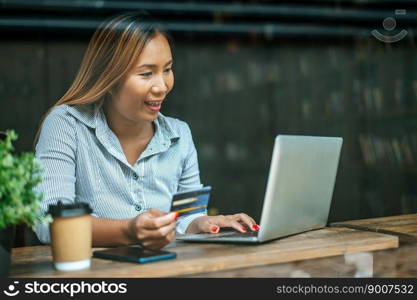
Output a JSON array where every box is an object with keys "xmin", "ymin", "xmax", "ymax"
[{"xmin": 34, "ymin": 101, "xmax": 205, "ymax": 244}]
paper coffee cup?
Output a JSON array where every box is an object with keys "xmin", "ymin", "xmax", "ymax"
[{"xmin": 48, "ymin": 201, "xmax": 92, "ymax": 272}]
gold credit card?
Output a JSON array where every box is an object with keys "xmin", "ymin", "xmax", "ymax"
[{"xmin": 170, "ymin": 186, "xmax": 211, "ymax": 217}]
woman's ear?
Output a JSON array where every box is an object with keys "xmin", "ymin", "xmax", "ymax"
[
  {"xmin": 107, "ymin": 85, "xmax": 118, "ymax": 98},
  {"xmin": 109, "ymin": 80, "xmax": 122, "ymax": 97}
]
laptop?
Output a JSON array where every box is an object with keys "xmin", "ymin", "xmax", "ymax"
[{"xmin": 176, "ymin": 135, "xmax": 343, "ymax": 244}]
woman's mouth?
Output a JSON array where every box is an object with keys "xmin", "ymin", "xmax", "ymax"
[{"xmin": 144, "ymin": 100, "xmax": 162, "ymax": 112}]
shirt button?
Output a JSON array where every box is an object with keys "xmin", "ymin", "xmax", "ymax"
[
  {"xmin": 133, "ymin": 173, "xmax": 138, "ymax": 180},
  {"xmin": 134, "ymin": 203, "xmax": 143, "ymax": 211}
]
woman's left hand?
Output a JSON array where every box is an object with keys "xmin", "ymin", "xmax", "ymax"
[{"xmin": 186, "ymin": 213, "xmax": 260, "ymax": 234}]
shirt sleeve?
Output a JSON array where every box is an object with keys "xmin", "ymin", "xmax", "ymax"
[
  {"xmin": 34, "ymin": 107, "xmax": 77, "ymax": 244},
  {"xmin": 175, "ymin": 121, "xmax": 207, "ymax": 234}
]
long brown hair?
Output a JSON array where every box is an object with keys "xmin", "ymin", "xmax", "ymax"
[{"xmin": 34, "ymin": 11, "xmax": 167, "ymax": 145}]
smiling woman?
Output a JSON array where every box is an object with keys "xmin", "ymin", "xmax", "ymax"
[
  {"xmin": 107, "ymin": 33, "xmax": 174, "ymax": 124},
  {"xmin": 34, "ymin": 11, "xmax": 258, "ymax": 250},
  {"xmin": 104, "ymin": 32, "xmax": 174, "ymax": 165}
]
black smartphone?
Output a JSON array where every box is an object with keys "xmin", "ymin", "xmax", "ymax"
[{"xmin": 93, "ymin": 246, "xmax": 177, "ymax": 264}]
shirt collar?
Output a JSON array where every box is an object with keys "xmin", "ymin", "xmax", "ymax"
[
  {"xmin": 65, "ymin": 101, "xmax": 99, "ymax": 129},
  {"xmin": 65, "ymin": 101, "xmax": 180, "ymax": 166},
  {"xmin": 154, "ymin": 112, "xmax": 180, "ymax": 142},
  {"xmin": 65, "ymin": 101, "xmax": 180, "ymax": 140}
]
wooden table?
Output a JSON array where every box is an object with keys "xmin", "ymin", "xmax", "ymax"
[
  {"xmin": 10, "ymin": 227, "xmax": 398, "ymax": 278},
  {"xmin": 188, "ymin": 242, "xmax": 417, "ymax": 277},
  {"xmin": 331, "ymin": 214, "xmax": 417, "ymax": 243}
]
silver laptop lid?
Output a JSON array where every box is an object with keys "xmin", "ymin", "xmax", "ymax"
[{"xmin": 257, "ymin": 135, "xmax": 343, "ymax": 242}]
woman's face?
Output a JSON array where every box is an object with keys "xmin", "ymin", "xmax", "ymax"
[{"xmin": 109, "ymin": 32, "xmax": 174, "ymax": 123}]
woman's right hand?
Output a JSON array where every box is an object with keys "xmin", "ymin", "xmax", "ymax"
[{"xmin": 126, "ymin": 209, "xmax": 179, "ymax": 250}]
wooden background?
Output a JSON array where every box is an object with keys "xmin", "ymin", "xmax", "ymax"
[{"xmin": 1, "ymin": 1, "xmax": 417, "ymax": 246}]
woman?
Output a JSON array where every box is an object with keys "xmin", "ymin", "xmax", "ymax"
[{"xmin": 35, "ymin": 12, "xmax": 259, "ymax": 250}]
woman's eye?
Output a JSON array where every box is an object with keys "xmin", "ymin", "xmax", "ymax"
[
  {"xmin": 139, "ymin": 72, "xmax": 152, "ymax": 77},
  {"xmin": 164, "ymin": 68, "xmax": 172, "ymax": 73}
]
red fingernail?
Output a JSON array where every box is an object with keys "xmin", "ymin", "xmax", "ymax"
[
  {"xmin": 174, "ymin": 213, "xmax": 180, "ymax": 221},
  {"xmin": 252, "ymin": 224, "xmax": 260, "ymax": 231},
  {"xmin": 241, "ymin": 227, "xmax": 247, "ymax": 232},
  {"xmin": 211, "ymin": 226, "xmax": 219, "ymax": 233}
]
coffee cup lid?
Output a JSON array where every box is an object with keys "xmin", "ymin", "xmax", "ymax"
[{"xmin": 48, "ymin": 201, "xmax": 92, "ymax": 218}]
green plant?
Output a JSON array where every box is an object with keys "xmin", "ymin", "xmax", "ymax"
[{"xmin": 0, "ymin": 130, "xmax": 45, "ymax": 229}]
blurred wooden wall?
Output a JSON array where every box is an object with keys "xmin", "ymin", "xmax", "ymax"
[{"xmin": 1, "ymin": 10, "xmax": 417, "ymax": 246}]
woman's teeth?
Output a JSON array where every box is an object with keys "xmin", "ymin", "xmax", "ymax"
[{"xmin": 145, "ymin": 101, "xmax": 162, "ymax": 107}]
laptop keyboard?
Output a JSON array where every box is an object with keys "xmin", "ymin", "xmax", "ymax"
[{"xmin": 206, "ymin": 230, "xmax": 258, "ymax": 239}]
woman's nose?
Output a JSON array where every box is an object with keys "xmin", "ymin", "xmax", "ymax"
[{"xmin": 151, "ymin": 76, "xmax": 168, "ymax": 94}]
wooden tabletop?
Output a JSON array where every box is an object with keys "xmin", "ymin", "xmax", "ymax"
[
  {"xmin": 10, "ymin": 227, "xmax": 398, "ymax": 278},
  {"xmin": 331, "ymin": 214, "xmax": 417, "ymax": 243}
]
